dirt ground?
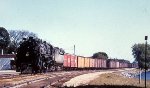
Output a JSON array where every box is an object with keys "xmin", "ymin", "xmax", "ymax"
[{"xmin": 88, "ymin": 73, "xmax": 150, "ymax": 88}]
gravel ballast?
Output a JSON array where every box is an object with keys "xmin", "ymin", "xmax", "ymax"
[{"xmin": 63, "ymin": 71, "xmax": 113, "ymax": 87}]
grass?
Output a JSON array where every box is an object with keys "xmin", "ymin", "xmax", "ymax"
[{"xmin": 88, "ymin": 73, "xmax": 150, "ymax": 88}]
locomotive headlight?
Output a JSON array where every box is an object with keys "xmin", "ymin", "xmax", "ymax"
[{"xmin": 26, "ymin": 52, "xmax": 29, "ymax": 56}]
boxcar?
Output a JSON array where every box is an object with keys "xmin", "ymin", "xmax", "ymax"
[
  {"xmin": 71, "ymin": 55, "xmax": 75, "ymax": 67},
  {"xmin": 63, "ymin": 54, "xmax": 68, "ymax": 67},
  {"xmin": 77, "ymin": 56, "xmax": 85, "ymax": 69},
  {"xmin": 101, "ymin": 59, "xmax": 107, "ymax": 68},
  {"xmin": 63, "ymin": 54, "xmax": 71, "ymax": 70},
  {"xmin": 84, "ymin": 57, "xmax": 90, "ymax": 69},
  {"xmin": 94, "ymin": 59, "xmax": 98, "ymax": 68}
]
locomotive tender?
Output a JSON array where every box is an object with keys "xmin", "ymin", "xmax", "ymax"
[{"xmin": 15, "ymin": 37, "xmax": 137, "ymax": 74}]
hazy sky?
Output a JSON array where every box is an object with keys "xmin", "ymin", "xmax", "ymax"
[{"xmin": 1, "ymin": 0, "xmax": 150, "ymax": 62}]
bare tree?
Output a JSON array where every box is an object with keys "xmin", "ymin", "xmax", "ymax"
[{"xmin": 8, "ymin": 30, "xmax": 38, "ymax": 53}]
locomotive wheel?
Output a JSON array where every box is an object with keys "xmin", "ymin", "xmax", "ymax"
[
  {"xmin": 16, "ymin": 66, "xmax": 21, "ymax": 72},
  {"xmin": 50, "ymin": 66, "xmax": 56, "ymax": 71},
  {"xmin": 40, "ymin": 61, "xmax": 47, "ymax": 73},
  {"xmin": 32, "ymin": 65, "xmax": 39, "ymax": 74},
  {"xmin": 37, "ymin": 58, "xmax": 43, "ymax": 73},
  {"xmin": 20, "ymin": 63, "xmax": 26, "ymax": 74}
]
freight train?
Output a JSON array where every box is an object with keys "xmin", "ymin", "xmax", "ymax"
[{"xmin": 15, "ymin": 37, "xmax": 138, "ymax": 74}]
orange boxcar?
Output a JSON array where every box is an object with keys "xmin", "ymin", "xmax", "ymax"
[
  {"xmin": 87, "ymin": 57, "xmax": 89, "ymax": 68},
  {"xmin": 77, "ymin": 56, "xmax": 85, "ymax": 68},
  {"xmin": 89, "ymin": 58, "xmax": 93, "ymax": 68},
  {"xmin": 84, "ymin": 57, "xmax": 88, "ymax": 68}
]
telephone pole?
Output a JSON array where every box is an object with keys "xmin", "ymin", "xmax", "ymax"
[
  {"xmin": 74, "ymin": 45, "xmax": 75, "ymax": 55},
  {"xmin": 145, "ymin": 36, "xmax": 148, "ymax": 88}
]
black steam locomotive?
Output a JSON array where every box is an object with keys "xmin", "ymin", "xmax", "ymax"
[{"xmin": 16, "ymin": 37, "xmax": 64, "ymax": 73}]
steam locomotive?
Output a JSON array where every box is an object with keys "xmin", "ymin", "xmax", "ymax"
[{"xmin": 16, "ymin": 37, "xmax": 64, "ymax": 73}]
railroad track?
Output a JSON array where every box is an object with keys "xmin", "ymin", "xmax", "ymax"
[{"xmin": 0, "ymin": 70, "xmax": 101, "ymax": 88}]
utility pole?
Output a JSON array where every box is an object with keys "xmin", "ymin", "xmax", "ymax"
[
  {"xmin": 145, "ymin": 36, "xmax": 148, "ymax": 88},
  {"xmin": 139, "ymin": 68, "xmax": 141, "ymax": 84},
  {"xmin": 137, "ymin": 50, "xmax": 142, "ymax": 84},
  {"xmin": 74, "ymin": 45, "xmax": 75, "ymax": 55}
]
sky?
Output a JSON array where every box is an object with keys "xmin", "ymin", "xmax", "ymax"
[{"xmin": 0, "ymin": 0, "xmax": 150, "ymax": 62}]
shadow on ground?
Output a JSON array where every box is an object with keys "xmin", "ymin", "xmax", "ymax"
[{"xmin": 62, "ymin": 85, "xmax": 143, "ymax": 88}]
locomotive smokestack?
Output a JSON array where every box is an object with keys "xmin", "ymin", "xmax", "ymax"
[
  {"xmin": 23, "ymin": 38, "xmax": 26, "ymax": 41},
  {"xmin": 29, "ymin": 37, "xmax": 33, "ymax": 39}
]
